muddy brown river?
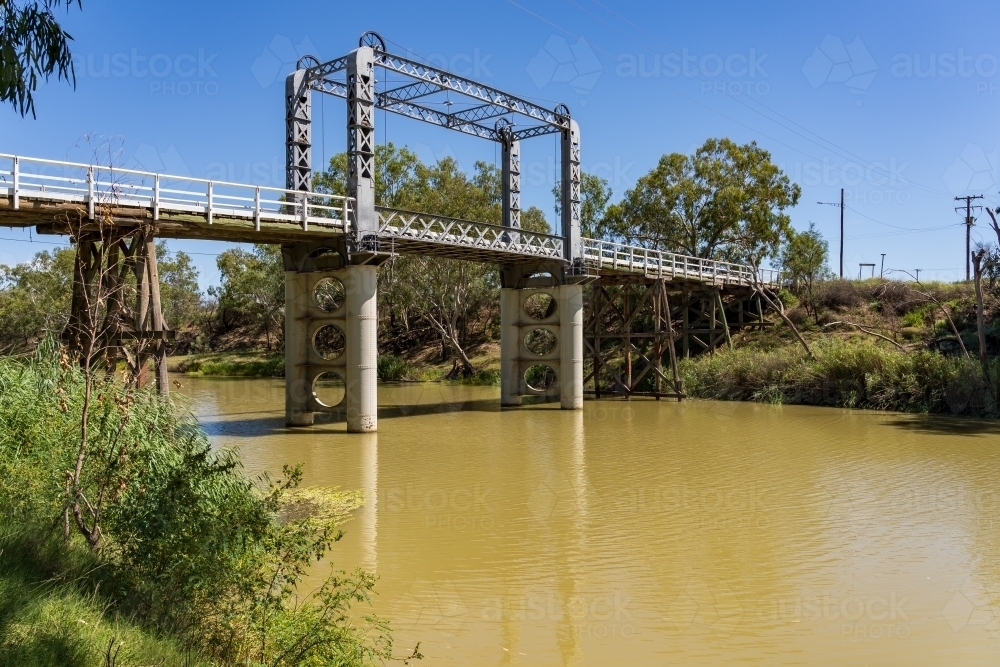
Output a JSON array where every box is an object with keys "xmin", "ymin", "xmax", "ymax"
[{"xmin": 177, "ymin": 376, "xmax": 1000, "ymax": 666}]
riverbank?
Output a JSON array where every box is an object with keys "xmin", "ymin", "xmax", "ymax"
[
  {"xmin": 168, "ymin": 276, "xmax": 998, "ymax": 416},
  {"xmin": 169, "ymin": 342, "xmax": 503, "ymax": 385},
  {"xmin": 0, "ymin": 348, "xmax": 401, "ymax": 666},
  {"xmin": 169, "ymin": 336, "xmax": 994, "ymax": 416}
]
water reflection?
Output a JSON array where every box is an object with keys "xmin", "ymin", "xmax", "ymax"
[{"xmin": 177, "ymin": 377, "xmax": 1000, "ymax": 666}]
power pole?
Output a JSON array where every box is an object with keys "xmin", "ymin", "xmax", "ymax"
[
  {"xmin": 817, "ymin": 187, "xmax": 846, "ymax": 278},
  {"xmin": 880, "ymin": 253, "xmax": 886, "ymax": 278},
  {"xmin": 955, "ymin": 194, "xmax": 984, "ymax": 281}
]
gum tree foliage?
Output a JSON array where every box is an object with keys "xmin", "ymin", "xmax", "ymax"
[
  {"xmin": 210, "ymin": 244, "xmax": 284, "ymax": 350},
  {"xmin": 604, "ymin": 138, "xmax": 801, "ymax": 262},
  {"xmin": 0, "ymin": 246, "xmax": 74, "ymax": 350},
  {"xmin": 155, "ymin": 241, "xmax": 202, "ymax": 328},
  {"xmin": 314, "ymin": 143, "xmax": 552, "ymax": 374},
  {"xmin": 0, "ymin": 0, "xmax": 80, "ymax": 117},
  {"xmin": 0, "ymin": 243, "xmax": 201, "ymax": 352},
  {"xmin": 779, "ymin": 222, "xmax": 832, "ymax": 319},
  {"xmin": 552, "ymin": 172, "xmax": 614, "ymax": 239}
]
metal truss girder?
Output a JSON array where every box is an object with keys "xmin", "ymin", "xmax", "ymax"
[
  {"xmin": 307, "ymin": 56, "xmax": 349, "ymax": 79},
  {"xmin": 380, "ymin": 80, "xmax": 443, "ymax": 102},
  {"xmin": 448, "ymin": 103, "xmax": 510, "ymax": 123},
  {"xmin": 513, "ymin": 125, "xmax": 562, "ymax": 141},
  {"xmin": 380, "ymin": 100, "xmax": 498, "ymax": 140},
  {"xmin": 376, "ymin": 207, "xmax": 563, "ymax": 260},
  {"xmin": 310, "ymin": 78, "xmax": 348, "ymax": 97},
  {"xmin": 373, "ymin": 51, "xmax": 570, "ymax": 130}
]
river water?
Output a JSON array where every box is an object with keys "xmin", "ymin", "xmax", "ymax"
[{"xmin": 177, "ymin": 376, "xmax": 1000, "ymax": 666}]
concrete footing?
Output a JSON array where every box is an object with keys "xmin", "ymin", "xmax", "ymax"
[
  {"xmin": 499, "ymin": 284, "xmax": 584, "ymax": 409},
  {"xmin": 284, "ymin": 264, "xmax": 378, "ymax": 432}
]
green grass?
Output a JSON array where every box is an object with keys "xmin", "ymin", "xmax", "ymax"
[
  {"xmin": 169, "ymin": 351, "xmax": 285, "ymax": 377},
  {"xmin": 0, "ymin": 532, "xmax": 201, "ymax": 667}
]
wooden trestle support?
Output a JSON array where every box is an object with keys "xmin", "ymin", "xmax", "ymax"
[
  {"xmin": 584, "ymin": 277, "xmax": 770, "ymax": 399},
  {"xmin": 62, "ymin": 224, "xmax": 173, "ymax": 395}
]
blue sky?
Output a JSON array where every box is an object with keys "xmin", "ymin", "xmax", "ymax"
[{"xmin": 2, "ymin": 0, "xmax": 997, "ymax": 288}]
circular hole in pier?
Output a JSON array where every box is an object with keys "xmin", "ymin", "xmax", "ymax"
[
  {"xmin": 313, "ymin": 324, "xmax": 346, "ymax": 360},
  {"xmin": 523, "ymin": 292, "xmax": 556, "ymax": 320},
  {"xmin": 314, "ymin": 277, "xmax": 345, "ymax": 313},
  {"xmin": 524, "ymin": 328, "xmax": 557, "ymax": 356},
  {"xmin": 312, "ymin": 372, "xmax": 346, "ymax": 408},
  {"xmin": 524, "ymin": 364, "xmax": 557, "ymax": 392}
]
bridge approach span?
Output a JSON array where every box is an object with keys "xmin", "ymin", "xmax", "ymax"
[{"xmin": 0, "ymin": 154, "xmax": 779, "ymax": 288}]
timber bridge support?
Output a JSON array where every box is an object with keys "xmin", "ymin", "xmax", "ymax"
[{"xmin": 0, "ymin": 31, "xmax": 780, "ymax": 433}]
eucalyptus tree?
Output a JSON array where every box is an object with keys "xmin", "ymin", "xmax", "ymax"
[
  {"xmin": 1, "ymin": 0, "xmax": 80, "ymax": 117},
  {"xmin": 605, "ymin": 138, "xmax": 800, "ymax": 262},
  {"xmin": 779, "ymin": 222, "xmax": 831, "ymax": 319}
]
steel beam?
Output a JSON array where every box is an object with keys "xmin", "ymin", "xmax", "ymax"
[
  {"xmin": 347, "ymin": 47, "xmax": 377, "ymax": 236},
  {"xmin": 561, "ymin": 118, "xmax": 581, "ymax": 262},
  {"xmin": 285, "ymin": 69, "xmax": 312, "ymax": 192},
  {"xmin": 501, "ymin": 131, "xmax": 520, "ymax": 230}
]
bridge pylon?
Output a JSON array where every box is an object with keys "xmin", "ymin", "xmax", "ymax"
[
  {"xmin": 499, "ymin": 265, "xmax": 588, "ymax": 409},
  {"xmin": 282, "ymin": 243, "xmax": 382, "ymax": 431}
]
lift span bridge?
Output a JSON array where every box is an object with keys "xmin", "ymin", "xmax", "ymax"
[{"xmin": 0, "ymin": 32, "xmax": 779, "ymax": 432}]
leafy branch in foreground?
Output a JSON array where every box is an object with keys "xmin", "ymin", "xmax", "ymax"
[
  {"xmin": 0, "ymin": 346, "xmax": 420, "ymax": 665},
  {"xmin": 0, "ymin": 0, "xmax": 80, "ymax": 117}
]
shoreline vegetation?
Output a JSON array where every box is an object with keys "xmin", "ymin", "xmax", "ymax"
[
  {"xmin": 167, "ymin": 278, "xmax": 999, "ymax": 417},
  {"xmin": 0, "ymin": 345, "xmax": 418, "ymax": 666}
]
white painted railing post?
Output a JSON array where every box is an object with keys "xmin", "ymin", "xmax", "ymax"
[
  {"xmin": 254, "ymin": 186, "xmax": 261, "ymax": 231},
  {"xmin": 11, "ymin": 156, "xmax": 18, "ymax": 210},
  {"xmin": 342, "ymin": 199, "xmax": 349, "ymax": 231},
  {"xmin": 300, "ymin": 193, "xmax": 308, "ymax": 231},
  {"xmin": 206, "ymin": 181, "xmax": 213, "ymax": 224},
  {"xmin": 153, "ymin": 174, "xmax": 160, "ymax": 220},
  {"xmin": 87, "ymin": 167, "xmax": 94, "ymax": 220}
]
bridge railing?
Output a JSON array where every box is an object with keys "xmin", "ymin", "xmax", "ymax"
[
  {"xmin": 0, "ymin": 154, "xmax": 353, "ymax": 230},
  {"xmin": 581, "ymin": 238, "xmax": 781, "ymax": 288},
  {"xmin": 377, "ymin": 207, "xmax": 564, "ymax": 259}
]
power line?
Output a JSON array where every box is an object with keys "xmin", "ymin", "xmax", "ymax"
[
  {"xmin": 846, "ymin": 223, "xmax": 962, "ymax": 240},
  {"xmin": 954, "ymin": 194, "xmax": 984, "ymax": 281}
]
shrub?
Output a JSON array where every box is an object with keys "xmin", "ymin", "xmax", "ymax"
[
  {"xmin": 0, "ymin": 345, "xmax": 416, "ymax": 666},
  {"xmin": 816, "ymin": 280, "xmax": 862, "ymax": 310},
  {"xmin": 679, "ymin": 337, "xmax": 970, "ymax": 414},
  {"xmin": 377, "ymin": 354, "xmax": 411, "ymax": 381},
  {"xmin": 777, "ymin": 289, "xmax": 799, "ymax": 309},
  {"xmin": 460, "ymin": 368, "xmax": 501, "ymax": 386}
]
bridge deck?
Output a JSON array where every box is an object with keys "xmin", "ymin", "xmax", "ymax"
[{"xmin": 0, "ymin": 154, "xmax": 779, "ymax": 289}]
